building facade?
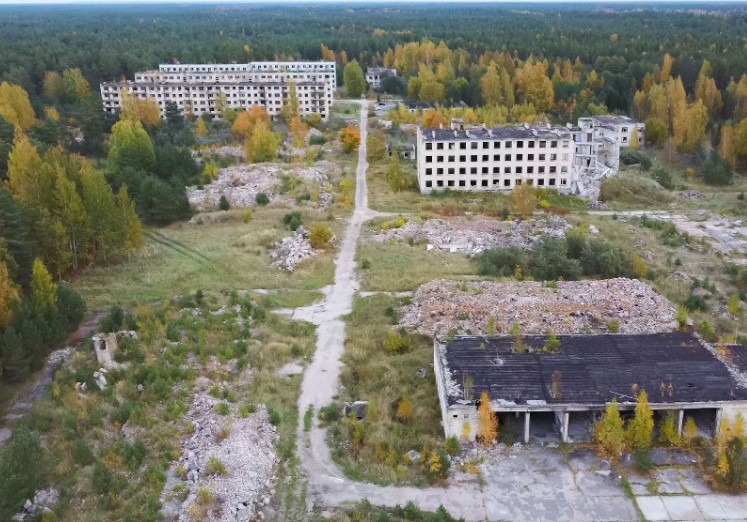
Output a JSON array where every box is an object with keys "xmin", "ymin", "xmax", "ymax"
[
  {"xmin": 416, "ymin": 122, "xmax": 575, "ymax": 193},
  {"xmin": 100, "ymin": 61, "xmax": 336, "ymax": 121},
  {"xmin": 577, "ymin": 115, "xmax": 645, "ymax": 149},
  {"xmin": 366, "ymin": 67, "xmax": 397, "ymax": 89}
]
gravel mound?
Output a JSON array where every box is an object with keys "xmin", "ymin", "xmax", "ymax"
[
  {"xmin": 370, "ymin": 217, "xmax": 569, "ymax": 256},
  {"xmin": 161, "ymin": 395, "xmax": 278, "ymax": 522},
  {"xmin": 187, "ymin": 161, "xmax": 338, "ymax": 210},
  {"xmin": 399, "ymin": 278, "xmax": 677, "ymax": 337}
]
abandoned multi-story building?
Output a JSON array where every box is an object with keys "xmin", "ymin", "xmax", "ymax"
[
  {"xmin": 366, "ymin": 67, "xmax": 397, "ymax": 89},
  {"xmin": 435, "ymin": 332, "xmax": 747, "ymax": 444},
  {"xmin": 415, "ymin": 115, "xmax": 645, "ymax": 195},
  {"xmin": 100, "ymin": 61, "xmax": 336, "ymax": 121},
  {"xmin": 416, "ymin": 121, "xmax": 575, "ymax": 193}
]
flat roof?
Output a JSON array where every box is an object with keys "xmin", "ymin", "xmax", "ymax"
[
  {"xmin": 438, "ymin": 332, "xmax": 747, "ymax": 408},
  {"xmin": 580, "ymin": 115, "xmax": 640, "ymax": 126},
  {"xmin": 421, "ymin": 125, "xmax": 573, "ymax": 142}
]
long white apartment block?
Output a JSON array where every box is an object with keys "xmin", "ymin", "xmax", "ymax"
[
  {"xmin": 100, "ymin": 61, "xmax": 336, "ymax": 121},
  {"xmin": 416, "ymin": 121, "xmax": 575, "ymax": 193}
]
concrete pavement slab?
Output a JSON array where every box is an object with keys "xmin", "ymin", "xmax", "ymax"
[
  {"xmin": 661, "ymin": 496, "xmax": 702, "ymax": 521},
  {"xmin": 637, "ymin": 496, "xmax": 671, "ymax": 521}
]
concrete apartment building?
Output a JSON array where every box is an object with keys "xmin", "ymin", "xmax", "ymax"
[
  {"xmin": 416, "ymin": 121, "xmax": 575, "ymax": 193},
  {"xmin": 366, "ymin": 67, "xmax": 397, "ymax": 89},
  {"xmin": 573, "ymin": 115, "xmax": 646, "ymax": 172},
  {"xmin": 100, "ymin": 61, "xmax": 336, "ymax": 121}
]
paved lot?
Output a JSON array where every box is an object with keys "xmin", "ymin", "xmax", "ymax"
[{"xmin": 631, "ymin": 467, "xmax": 747, "ymax": 521}]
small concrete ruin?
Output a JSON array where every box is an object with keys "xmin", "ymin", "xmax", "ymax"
[
  {"xmin": 92, "ymin": 332, "xmax": 118, "ymax": 368},
  {"xmin": 269, "ymin": 226, "xmax": 316, "ymax": 272}
]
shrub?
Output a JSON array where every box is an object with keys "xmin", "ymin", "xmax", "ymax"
[
  {"xmin": 475, "ymin": 246, "xmax": 528, "ymax": 278},
  {"xmin": 592, "ymin": 399, "xmax": 624, "ymax": 461},
  {"xmin": 283, "ymin": 211, "xmax": 302, "ymax": 231},
  {"xmin": 700, "ymin": 152, "xmax": 732, "ymax": 186},
  {"xmin": 309, "ymin": 134, "xmax": 325, "ymax": 145},
  {"xmin": 309, "ymin": 223, "xmax": 333, "ymax": 249},
  {"xmin": 696, "ymin": 320, "xmax": 717, "ymax": 342},
  {"xmin": 361, "ymin": 259, "xmax": 371, "ymax": 270},
  {"xmin": 633, "ymin": 447, "xmax": 653, "ymax": 473},
  {"xmin": 658, "ymin": 411, "xmax": 680, "ymax": 446},
  {"xmin": 607, "ymin": 319, "xmax": 620, "ymax": 333},
  {"xmin": 255, "ymin": 192, "xmax": 269, "ymax": 206},
  {"xmin": 206, "ymin": 455, "xmax": 227, "ymax": 476},
  {"xmin": 395, "ymin": 397, "xmax": 413, "ymax": 422},
  {"xmin": 242, "ymin": 209, "xmax": 253, "ymax": 223},
  {"xmin": 213, "ymin": 402, "xmax": 230, "ymax": 415},
  {"xmin": 676, "ymin": 306, "xmax": 689, "ymax": 330},
  {"xmin": 318, "ymin": 403, "xmax": 341, "ymax": 425},
  {"xmin": 268, "ymin": 409, "xmax": 281, "ymax": 426},
  {"xmin": 650, "ymin": 166, "xmax": 674, "ymax": 189},
  {"xmin": 620, "ymin": 149, "xmax": 652, "ymax": 170},
  {"xmin": 383, "ymin": 329, "xmax": 411, "ymax": 355},
  {"xmin": 218, "ymin": 195, "xmax": 230, "ymax": 211},
  {"xmin": 599, "ymin": 173, "xmax": 672, "ymax": 205},
  {"xmin": 684, "ymin": 294, "xmax": 708, "ymax": 312},
  {"xmin": 72, "ymin": 440, "xmax": 95, "ymax": 466},
  {"xmin": 444, "ymin": 436, "xmax": 461, "ymax": 456},
  {"xmin": 0, "ymin": 426, "xmax": 45, "ymax": 518}
]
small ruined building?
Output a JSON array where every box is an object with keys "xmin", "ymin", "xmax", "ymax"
[
  {"xmin": 434, "ymin": 332, "xmax": 747, "ymax": 444},
  {"xmin": 366, "ymin": 67, "xmax": 397, "ymax": 89},
  {"xmin": 100, "ymin": 61, "xmax": 336, "ymax": 121},
  {"xmin": 415, "ymin": 115, "xmax": 644, "ymax": 196},
  {"xmin": 92, "ymin": 332, "xmax": 118, "ymax": 368}
]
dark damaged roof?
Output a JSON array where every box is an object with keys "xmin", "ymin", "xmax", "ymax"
[
  {"xmin": 581, "ymin": 115, "xmax": 640, "ymax": 126},
  {"xmin": 421, "ymin": 125, "xmax": 573, "ymax": 142},
  {"xmin": 439, "ymin": 332, "xmax": 747, "ymax": 408}
]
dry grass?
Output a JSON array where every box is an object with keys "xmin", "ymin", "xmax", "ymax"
[
  {"xmin": 74, "ymin": 206, "xmax": 340, "ymax": 309},
  {"xmin": 329, "ymin": 294, "xmax": 444, "ymax": 485}
]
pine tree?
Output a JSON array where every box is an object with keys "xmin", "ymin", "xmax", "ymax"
[
  {"xmin": 625, "ymin": 391, "xmax": 654, "ymax": 450},
  {"xmin": 0, "ymin": 326, "xmax": 30, "ymax": 382},
  {"xmin": 477, "ymin": 391, "xmax": 498, "ymax": 445},
  {"xmin": 593, "ymin": 398, "xmax": 625, "ymax": 461},
  {"xmin": 30, "ymin": 258, "xmax": 57, "ymax": 309},
  {"xmin": 0, "ymin": 260, "xmax": 20, "ymax": 328}
]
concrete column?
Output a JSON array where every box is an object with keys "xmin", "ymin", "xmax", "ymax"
[
  {"xmin": 715, "ymin": 409, "xmax": 723, "ymax": 437},
  {"xmin": 524, "ymin": 412, "xmax": 531, "ymax": 444},
  {"xmin": 677, "ymin": 410, "xmax": 684, "ymax": 437},
  {"xmin": 562, "ymin": 412, "xmax": 570, "ymax": 443}
]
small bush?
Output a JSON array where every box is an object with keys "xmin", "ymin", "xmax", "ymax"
[
  {"xmin": 268, "ymin": 409, "xmax": 281, "ymax": 426},
  {"xmin": 633, "ymin": 447, "xmax": 653, "ymax": 473},
  {"xmin": 319, "ymin": 403, "xmax": 341, "ymax": 425},
  {"xmin": 72, "ymin": 440, "xmax": 95, "ymax": 466},
  {"xmin": 283, "ymin": 211, "xmax": 302, "ymax": 230},
  {"xmin": 444, "ymin": 436, "xmax": 461, "ymax": 456},
  {"xmin": 361, "ymin": 259, "xmax": 371, "ymax": 270},
  {"xmin": 205, "ymin": 455, "xmax": 227, "ymax": 476},
  {"xmin": 309, "ymin": 223, "xmax": 333, "ymax": 248},
  {"xmin": 213, "ymin": 402, "xmax": 230, "ymax": 416},
  {"xmin": 218, "ymin": 195, "xmax": 230, "ymax": 211},
  {"xmin": 696, "ymin": 320, "xmax": 717, "ymax": 342},
  {"xmin": 607, "ymin": 319, "xmax": 620, "ymax": 333},
  {"xmin": 383, "ymin": 329, "xmax": 412, "ymax": 355},
  {"xmin": 255, "ymin": 192, "xmax": 270, "ymax": 206},
  {"xmin": 242, "ymin": 209, "xmax": 253, "ymax": 223},
  {"xmin": 620, "ymin": 149, "xmax": 652, "ymax": 170}
]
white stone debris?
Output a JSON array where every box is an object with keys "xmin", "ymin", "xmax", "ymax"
[
  {"xmin": 269, "ymin": 226, "xmax": 315, "ymax": 272},
  {"xmin": 13, "ymin": 488, "xmax": 60, "ymax": 521},
  {"xmin": 370, "ymin": 217, "xmax": 570, "ymax": 256},
  {"xmin": 186, "ymin": 161, "xmax": 339, "ymax": 210},
  {"xmin": 400, "ymin": 278, "xmax": 677, "ymax": 337},
  {"xmin": 160, "ymin": 395, "xmax": 278, "ymax": 522}
]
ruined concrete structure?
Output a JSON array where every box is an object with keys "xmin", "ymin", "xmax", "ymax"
[
  {"xmin": 415, "ymin": 115, "xmax": 644, "ymax": 197},
  {"xmin": 435, "ymin": 333, "xmax": 747, "ymax": 444},
  {"xmin": 366, "ymin": 67, "xmax": 397, "ymax": 89},
  {"xmin": 92, "ymin": 332, "xmax": 118, "ymax": 368},
  {"xmin": 100, "ymin": 61, "xmax": 335, "ymax": 121}
]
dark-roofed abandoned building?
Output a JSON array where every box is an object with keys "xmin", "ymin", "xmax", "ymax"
[{"xmin": 434, "ymin": 332, "xmax": 747, "ymax": 444}]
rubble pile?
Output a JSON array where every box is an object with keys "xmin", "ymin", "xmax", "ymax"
[
  {"xmin": 370, "ymin": 217, "xmax": 569, "ymax": 256},
  {"xmin": 211, "ymin": 146, "xmax": 245, "ymax": 160},
  {"xmin": 160, "ymin": 395, "xmax": 278, "ymax": 522},
  {"xmin": 187, "ymin": 161, "xmax": 338, "ymax": 210},
  {"xmin": 399, "ymin": 278, "xmax": 677, "ymax": 337},
  {"xmin": 269, "ymin": 226, "xmax": 315, "ymax": 271},
  {"xmin": 13, "ymin": 488, "xmax": 60, "ymax": 521}
]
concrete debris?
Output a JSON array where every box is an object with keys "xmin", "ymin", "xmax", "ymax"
[
  {"xmin": 679, "ymin": 191, "xmax": 705, "ymax": 200},
  {"xmin": 160, "ymin": 395, "xmax": 278, "ymax": 522},
  {"xmin": 187, "ymin": 161, "xmax": 339, "ymax": 210},
  {"xmin": 669, "ymin": 271, "xmax": 692, "ymax": 282},
  {"xmin": 269, "ymin": 226, "xmax": 315, "ymax": 272},
  {"xmin": 399, "ymin": 278, "xmax": 677, "ymax": 337},
  {"xmin": 0, "ymin": 428, "xmax": 11, "ymax": 444},
  {"xmin": 276, "ymin": 362, "xmax": 304, "ymax": 378},
  {"xmin": 93, "ymin": 368, "xmax": 109, "ymax": 390},
  {"xmin": 212, "ymin": 146, "xmax": 245, "ymax": 160},
  {"xmin": 370, "ymin": 217, "xmax": 570, "ymax": 256},
  {"xmin": 588, "ymin": 200, "xmax": 609, "ymax": 210},
  {"xmin": 13, "ymin": 488, "xmax": 60, "ymax": 521}
]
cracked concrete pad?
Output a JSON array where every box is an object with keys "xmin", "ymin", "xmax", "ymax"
[
  {"xmin": 637, "ymin": 496, "xmax": 670, "ymax": 521},
  {"xmin": 694, "ymin": 495, "xmax": 728, "ymax": 520},
  {"xmin": 678, "ymin": 468, "xmax": 711, "ymax": 495},
  {"xmin": 584, "ymin": 495, "xmax": 639, "ymax": 522},
  {"xmin": 575, "ymin": 471, "xmax": 625, "ymax": 497},
  {"xmin": 655, "ymin": 468, "xmax": 685, "ymax": 494},
  {"xmin": 714, "ymin": 494, "xmax": 747, "ymax": 519},
  {"xmin": 661, "ymin": 496, "xmax": 701, "ymax": 521}
]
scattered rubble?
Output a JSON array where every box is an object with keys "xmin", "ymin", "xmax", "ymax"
[
  {"xmin": 370, "ymin": 217, "xmax": 570, "ymax": 256},
  {"xmin": 587, "ymin": 200, "xmax": 609, "ymax": 210},
  {"xmin": 399, "ymin": 278, "xmax": 677, "ymax": 337},
  {"xmin": 269, "ymin": 226, "xmax": 315, "ymax": 272},
  {"xmin": 13, "ymin": 488, "xmax": 60, "ymax": 521},
  {"xmin": 211, "ymin": 146, "xmax": 245, "ymax": 160},
  {"xmin": 679, "ymin": 190, "xmax": 705, "ymax": 200},
  {"xmin": 187, "ymin": 161, "xmax": 338, "ymax": 210},
  {"xmin": 160, "ymin": 395, "xmax": 278, "ymax": 522}
]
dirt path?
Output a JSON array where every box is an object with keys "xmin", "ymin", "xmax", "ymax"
[{"xmin": 291, "ymin": 102, "xmax": 492, "ymax": 520}]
